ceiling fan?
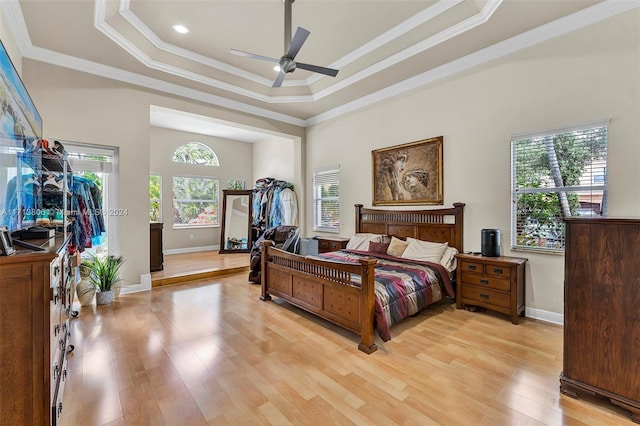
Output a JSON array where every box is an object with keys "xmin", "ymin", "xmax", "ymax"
[{"xmin": 230, "ymin": 0, "xmax": 339, "ymax": 88}]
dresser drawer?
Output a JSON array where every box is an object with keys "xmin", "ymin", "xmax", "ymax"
[
  {"xmin": 459, "ymin": 260, "xmax": 484, "ymax": 274},
  {"xmin": 461, "ymin": 285, "xmax": 511, "ymax": 309},
  {"xmin": 460, "ymin": 272, "xmax": 510, "ymax": 291}
]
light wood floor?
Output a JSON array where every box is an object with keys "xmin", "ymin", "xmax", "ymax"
[
  {"xmin": 61, "ymin": 256, "xmax": 634, "ymax": 425},
  {"xmin": 151, "ymin": 251, "xmax": 250, "ymax": 287}
]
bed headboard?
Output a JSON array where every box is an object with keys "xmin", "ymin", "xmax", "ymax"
[{"xmin": 355, "ymin": 203, "xmax": 465, "ymax": 253}]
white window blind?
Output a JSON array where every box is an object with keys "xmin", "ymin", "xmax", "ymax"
[
  {"xmin": 511, "ymin": 122, "xmax": 608, "ymax": 252},
  {"xmin": 313, "ymin": 165, "xmax": 340, "ymax": 233}
]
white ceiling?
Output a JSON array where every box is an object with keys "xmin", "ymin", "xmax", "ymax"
[{"xmin": 3, "ymin": 0, "xmax": 637, "ymax": 141}]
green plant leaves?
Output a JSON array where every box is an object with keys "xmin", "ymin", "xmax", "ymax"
[{"xmin": 81, "ymin": 254, "xmax": 124, "ymax": 292}]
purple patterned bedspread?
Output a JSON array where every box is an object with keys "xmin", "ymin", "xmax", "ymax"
[{"xmin": 317, "ymin": 250, "xmax": 455, "ymax": 342}]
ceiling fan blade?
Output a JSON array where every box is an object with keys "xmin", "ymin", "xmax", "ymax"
[
  {"xmin": 295, "ymin": 62, "xmax": 339, "ymax": 77},
  {"xmin": 272, "ymin": 72, "xmax": 286, "ymax": 88},
  {"xmin": 286, "ymin": 27, "xmax": 310, "ymax": 60},
  {"xmin": 230, "ymin": 49, "xmax": 279, "ymax": 63}
]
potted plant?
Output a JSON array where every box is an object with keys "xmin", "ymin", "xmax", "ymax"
[{"xmin": 81, "ymin": 254, "xmax": 124, "ymax": 305}]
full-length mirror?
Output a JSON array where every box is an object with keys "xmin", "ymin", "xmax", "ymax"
[{"xmin": 219, "ymin": 189, "xmax": 253, "ymax": 253}]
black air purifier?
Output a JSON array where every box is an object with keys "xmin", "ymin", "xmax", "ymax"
[{"xmin": 481, "ymin": 229, "xmax": 501, "ymax": 257}]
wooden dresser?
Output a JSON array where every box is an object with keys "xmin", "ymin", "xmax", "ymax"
[
  {"xmin": 316, "ymin": 236, "xmax": 350, "ymax": 253},
  {"xmin": 561, "ymin": 218, "xmax": 640, "ymax": 422},
  {"xmin": 455, "ymin": 253, "xmax": 527, "ymax": 324},
  {"xmin": 0, "ymin": 236, "xmax": 73, "ymax": 425}
]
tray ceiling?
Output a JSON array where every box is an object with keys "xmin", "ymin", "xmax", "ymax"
[{"xmin": 3, "ymin": 0, "xmax": 634, "ymax": 130}]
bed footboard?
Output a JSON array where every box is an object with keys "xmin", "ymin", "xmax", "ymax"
[{"xmin": 260, "ymin": 241, "xmax": 378, "ymax": 353}]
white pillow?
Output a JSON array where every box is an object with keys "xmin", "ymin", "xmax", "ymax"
[
  {"xmin": 401, "ymin": 238, "xmax": 449, "ymax": 263},
  {"xmin": 439, "ymin": 246, "xmax": 459, "ymax": 273},
  {"xmin": 346, "ymin": 233, "xmax": 383, "ymax": 250}
]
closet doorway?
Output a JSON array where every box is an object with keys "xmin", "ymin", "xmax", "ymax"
[{"xmin": 61, "ymin": 141, "xmax": 118, "ymax": 258}]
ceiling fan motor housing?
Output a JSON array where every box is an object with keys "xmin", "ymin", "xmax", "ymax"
[{"xmin": 279, "ymin": 58, "xmax": 296, "ymax": 73}]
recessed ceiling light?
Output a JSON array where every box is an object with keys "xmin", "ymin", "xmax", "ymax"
[
  {"xmin": 173, "ymin": 24, "xmax": 189, "ymax": 34},
  {"xmin": 273, "ymin": 65, "xmax": 281, "ymax": 72}
]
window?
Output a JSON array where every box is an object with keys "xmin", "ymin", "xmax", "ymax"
[
  {"xmin": 149, "ymin": 174, "xmax": 161, "ymax": 222},
  {"xmin": 172, "ymin": 176, "xmax": 219, "ymax": 227},
  {"xmin": 172, "ymin": 142, "xmax": 219, "ymax": 166},
  {"xmin": 313, "ymin": 165, "xmax": 340, "ymax": 233},
  {"xmin": 511, "ymin": 122, "xmax": 608, "ymax": 252}
]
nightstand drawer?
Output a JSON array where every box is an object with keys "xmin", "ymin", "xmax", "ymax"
[
  {"xmin": 460, "ymin": 272, "xmax": 510, "ymax": 291},
  {"xmin": 316, "ymin": 237, "xmax": 349, "ymax": 253},
  {"xmin": 484, "ymin": 264, "xmax": 511, "ymax": 279},
  {"xmin": 461, "ymin": 286, "xmax": 510, "ymax": 309},
  {"xmin": 459, "ymin": 260, "xmax": 484, "ymax": 274}
]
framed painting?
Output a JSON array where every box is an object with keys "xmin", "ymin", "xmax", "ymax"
[{"xmin": 372, "ymin": 136, "xmax": 443, "ymax": 205}]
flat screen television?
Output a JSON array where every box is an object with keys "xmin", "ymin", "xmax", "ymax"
[{"xmin": 0, "ymin": 37, "xmax": 43, "ymax": 234}]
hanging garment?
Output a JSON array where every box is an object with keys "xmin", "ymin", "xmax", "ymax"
[{"xmin": 279, "ymin": 187, "xmax": 298, "ymax": 226}]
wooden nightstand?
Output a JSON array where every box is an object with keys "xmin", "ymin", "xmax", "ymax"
[
  {"xmin": 455, "ymin": 253, "xmax": 527, "ymax": 324},
  {"xmin": 316, "ymin": 236, "xmax": 350, "ymax": 253}
]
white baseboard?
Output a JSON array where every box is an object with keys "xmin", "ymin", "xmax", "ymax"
[
  {"xmin": 525, "ymin": 306, "xmax": 564, "ymax": 325},
  {"xmin": 120, "ymin": 273, "xmax": 151, "ymax": 294},
  {"xmin": 164, "ymin": 245, "xmax": 219, "ymax": 255}
]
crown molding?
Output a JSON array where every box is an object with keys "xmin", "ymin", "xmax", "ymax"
[
  {"xmin": 306, "ymin": 0, "xmax": 640, "ymax": 125},
  {"xmin": 0, "ymin": 0, "xmax": 32, "ymax": 53},
  {"xmin": 117, "ymin": 0, "xmax": 276, "ymax": 87},
  {"xmin": 116, "ymin": 0, "xmax": 464, "ymax": 90},
  {"xmin": 106, "ymin": 0, "xmax": 479, "ymax": 101},
  {"xmin": 3, "ymin": 0, "xmax": 638, "ymax": 128}
]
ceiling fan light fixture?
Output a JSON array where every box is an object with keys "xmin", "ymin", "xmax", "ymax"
[
  {"xmin": 172, "ymin": 24, "xmax": 189, "ymax": 34},
  {"xmin": 273, "ymin": 65, "xmax": 281, "ymax": 72}
]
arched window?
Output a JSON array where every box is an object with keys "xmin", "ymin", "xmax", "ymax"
[{"xmin": 172, "ymin": 142, "xmax": 219, "ymax": 166}]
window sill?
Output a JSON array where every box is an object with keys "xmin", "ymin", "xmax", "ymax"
[{"xmin": 173, "ymin": 224, "xmax": 219, "ymax": 230}]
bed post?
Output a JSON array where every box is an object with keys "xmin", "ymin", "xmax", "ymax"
[
  {"xmin": 260, "ymin": 240, "xmax": 272, "ymax": 301},
  {"xmin": 452, "ymin": 202, "xmax": 465, "ymax": 252},
  {"xmin": 355, "ymin": 204, "xmax": 363, "ymax": 233},
  {"xmin": 358, "ymin": 257, "xmax": 378, "ymax": 354}
]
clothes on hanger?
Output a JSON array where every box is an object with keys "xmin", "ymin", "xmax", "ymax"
[
  {"xmin": 3, "ymin": 172, "xmax": 105, "ymax": 252},
  {"xmin": 252, "ymin": 178, "xmax": 298, "ymax": 239}
]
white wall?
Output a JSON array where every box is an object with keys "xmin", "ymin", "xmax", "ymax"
[
  {"xmin": 149, "ymin": 126, "xmax": 253, "ymax": 251},
  {"xmin": 253, "ymin": 135, "xmax": 305, "ymax": 231},
  {"xmin": 22, "ymin": 61, "xmax": 304, "ymax": 287},
  {"xmin": 305, "ymin": 10, "xmax": 640, "ymax": 318}
]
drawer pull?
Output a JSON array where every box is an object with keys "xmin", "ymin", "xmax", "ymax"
[
  {"xmin": 480, "ymin": 279, "xmax": 489, "ymax": 285},
  {"xmin": 480, "ymin": 293, "xmax": 490, "ymax": 300},
  {"xmin": 493, "ymin": 268, "xmax": 503, "ymax": 274},
  {"xmin": 467, "ymin": 265, "xmax": 477, "ymax": 271},
  {"xmin": 54, "ymin": 324, "xmax": 60, "ymax": 336}
]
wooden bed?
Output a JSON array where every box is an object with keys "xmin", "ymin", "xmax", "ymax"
[{"xmin": 260, "ymin": 202, "xmax": 465, "ymax": 354}]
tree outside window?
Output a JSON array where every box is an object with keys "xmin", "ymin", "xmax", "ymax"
[
  {"xmin": 172, "ymin": 142, "xmax": 219, "ymax": 166},
  {"xmin": 172, "ymin": 176, "xmax": 219, "ymax": 227},
  {"xmin": 149, "ymin": 174, "xmax": 161, "ymax": 222},
  {"xmin": 511, "ymin": 124, "xmax": 608, "ymax": 252}
]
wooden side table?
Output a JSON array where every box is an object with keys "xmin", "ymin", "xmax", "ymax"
[
  {"xmin": 455, "ymin": 253, "xmax": 527, "ymax": 324},
  {"xmin": 316, "ymin": 236, "xmax": 350, "ymax": 253}
]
